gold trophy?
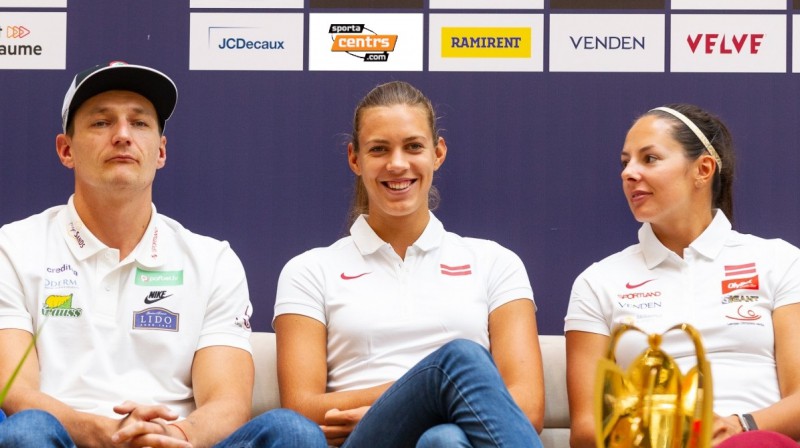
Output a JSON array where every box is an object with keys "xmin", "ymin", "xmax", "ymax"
[{"xmin": 595, "ymin": 323, "xmax": 713, "ymax": 448}]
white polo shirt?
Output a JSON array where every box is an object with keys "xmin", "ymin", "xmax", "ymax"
[
  {"xmin": 275, "ymin": 212, "xmax": 534, "ymax": 393},
  {"xmin": 0, "ymin": 196, "xmax": 253, "ymax": 418},
  {"xmin": 565, "ymin": 211, "xmax": 800, "ymax": 415}
]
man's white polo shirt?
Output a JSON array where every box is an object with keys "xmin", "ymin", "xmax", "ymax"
[
  {"xmin": 0, "ymin": 196, "xmax": 252, "ymax": 418},
  {"xmin": 565, "ymin": 211, "xmax": 800, "ymax": 415},
  {"xmin": 275, "ymin": 212, "xmax": 534, "ymax": 393}
]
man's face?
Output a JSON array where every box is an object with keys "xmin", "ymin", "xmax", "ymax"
[{"xmin": 57, "ymin": 89, "xmax": 166, "ymax": 196}]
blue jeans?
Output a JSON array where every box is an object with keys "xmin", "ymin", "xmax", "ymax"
[
  {"xmin": 342, "ymin": 339, "xmax": 543, "ymax": 448},
  {"xmin": 215, "ymin": 408, "xmax": 327, "ymax": 448},
  {"xmin": 0, "ymin": 408, "xmax": 324, "ymax": 448},
  {"xmin": 0, "ymin": 409, "xmax": 75, "ymax": 447}
]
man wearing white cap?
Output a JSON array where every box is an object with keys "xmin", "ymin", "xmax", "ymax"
[{"xmin": 0, "ymin": 62, "xmax": 325, "ymax": 447}]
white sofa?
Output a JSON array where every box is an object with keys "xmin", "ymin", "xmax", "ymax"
[{"xmin": 250, "ymin": 333, "xmax": 570, "ymax": 447}]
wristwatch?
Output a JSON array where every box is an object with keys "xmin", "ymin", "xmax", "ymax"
[{"xmin": 736, "ymin": 413, "xmax": 758, "ymax": 432}]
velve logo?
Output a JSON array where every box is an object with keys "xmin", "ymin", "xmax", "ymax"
[
  {"xmin": 5, "ymin": 26, "xmax": 31, "ymax": 38},
  {"xmin": 721, "ymin": 275, "xmax": 759, "ymax": 294},
  {"xmin": 329, "ymin": 24, "xmax": 397, "ymax": 62},
  {"xmin": 687, "ymin": 33, "xmax": 764, "ymax": 54},
  {"xmin": 441, "ymin": 27, "xmax": 530, "ymax": 58},
  {"xmin": 670, "ymin": 14, "xmax": 784, "ymax": 73}
]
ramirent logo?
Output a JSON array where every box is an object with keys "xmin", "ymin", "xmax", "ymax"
[
  {"xmin": 42, "ymin": 294, "xmax": 82, "ymax": 317},
  {"xmin": 441, "ymin": 27, "xmax": 531, "ymax": 58},
  {"xmin": 135, "ymin": 268, "xmax": 184, "ymax": 286}
]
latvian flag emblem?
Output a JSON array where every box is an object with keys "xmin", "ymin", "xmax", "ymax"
[
  {"xmin": 721, "ymin": 262, "xmax": 759, "ymax": 294},
  {"xmin": 441, "ymin": 264, "xmax": 472, "ymax": 276}
]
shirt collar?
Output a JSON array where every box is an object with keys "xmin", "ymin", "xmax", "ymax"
[
  {"xmin": 639, "ymin": 209, "xmax": 732, "ymax": 268},
  {"xmin": 350, "ymin": 211, "xmax": 445, "ymax": 255},
  {"xmin": 58, "ymin": 195, "xmax": 166, "ymax": 267}
]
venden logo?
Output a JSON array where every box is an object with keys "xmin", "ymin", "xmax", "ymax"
[{"xmin": 328, "ymin": 23, "xmax": 397, "ymax": 62}]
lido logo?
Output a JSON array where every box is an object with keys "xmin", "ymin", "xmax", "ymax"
[
  {"xmin": 328, "ymin": 24, "xmax": 398, "ymax": 62},
  {"xmin": 441, "ymin": 27, "xmax": 531, "ymax": 58}
]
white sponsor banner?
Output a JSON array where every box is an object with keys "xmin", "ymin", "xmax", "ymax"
[
  {"xmin": 429, "ymin": 14, "xmax": 542, "ymax": 72},
  {"xmin": 550, "ymin": 14, "xmax": 664, "ymax": 72},
  {"xmin": 793, "ymin": 15, "xmax": 800, "ymax": 73},
  {"xmin": 190, "ymin": 0, "xmax": 302, "ymax": 8},
  {"xmin": 671, "ymin": 0, "xmax": 785, "ymax": 10},
  {"xmin": 430, "ymin": 0, "xmax": 543, "ymax": 9},
  {"xmin": 0, "ymin": 0, "xmax": 66, "ymax": 6},
  {"xmin": 0, "ymin": 12, "xmax": 66, "ymax": 70},
  {"xmin": 671, "ymin": 14, "xmax": 785, "ymax": 73},
  {"xmin": 309, "ymin": 13, "xmax": 423, "ymax": 71},
  {"xmin": 189, "ymin": 13, "xmax": 303, "ymax": 71}
]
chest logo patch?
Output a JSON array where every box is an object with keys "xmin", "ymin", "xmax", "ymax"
[
  {"xmin": 135, "ymin": 268, "xmax": 184, "ymax": 286},
  {"xmin": 441, "ymin": 264, "xmax": 472, "ymax": 276},
  {"xmin": 42, "ymin": 294, "xmax": 83, "ymax": 318},
  {"xmin": 722, "ymin": 263, "xmax": 759, "ymax": 294},
  {"xmin": 133, "ymin": 307, "xmax": 179, "ymax": 331}
]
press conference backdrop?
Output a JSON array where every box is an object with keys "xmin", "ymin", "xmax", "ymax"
[{"xmin": 1, "ymin": 0, "xmax": 800, "ymax": 335}]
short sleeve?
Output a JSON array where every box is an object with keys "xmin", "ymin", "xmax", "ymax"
[
  {"xmin": 484, "ymin": 242, "xmax": 535, "ymax": 313},
  {"xmin": 273, "ymin": 250, "xmax": 327, "ymax": 327},
  {"xmin": 564, "ymin": 264, "xmax": 613, "ymax": 336},
  {"xmin": 197, "ymin": 243, "xmax": 253, "ymax": 353},
  {"xmin": 0, "ymin": 227, "xmax": 34, "ymax": 333}
]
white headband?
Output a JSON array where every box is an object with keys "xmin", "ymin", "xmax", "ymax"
[{"xmin": 650, "ymin": 106, "xmax": 722, "ymax": 171}]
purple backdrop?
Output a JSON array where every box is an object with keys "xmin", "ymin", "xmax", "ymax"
[{"xmin": 1, "ymin": 1, "xmax": 799, "ymax": 335}]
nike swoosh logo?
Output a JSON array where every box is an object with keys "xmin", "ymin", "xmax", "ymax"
[
  {"xmin": 625, "ymin": 279, "xmax": 656, "ymax": 289},
  {"xmin": 341, "ymin": 272, "xmax": 370, "ymax": 280},
  {"xmin": 144, "ymin": 295, "xmax": 173, "ymax": 304}
]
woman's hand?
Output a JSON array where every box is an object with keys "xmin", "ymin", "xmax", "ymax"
[
  {"xmin": 320, "ymin": 406, "xmax": 370, "ymax": 447},
  {"xmin": 711, "ymin": 414, "xmax": 743, "ymax": 447}
]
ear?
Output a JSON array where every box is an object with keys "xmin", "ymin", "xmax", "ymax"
[
  {"xmin": 347, "ymin": 142, "xmax": 361, "ymax": 176},
  {"xmin": 433, "ymin": 137, "xmax": 447, "ymax": 171},
  {"xmin": 156, "ymin": 135, "xmax": 167, "ymax": 170},
  {"xmin": 695, "ymin": 154, "xmax": 716, "ymax": 187},
  {"xmin": 56, "ymin": 134, "xmax": 75, "ymax": 169}
]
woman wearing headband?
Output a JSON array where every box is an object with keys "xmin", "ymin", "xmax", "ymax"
[{"xmin": 564, "ymin": 104, "xmax": 800, "ymax": 446}]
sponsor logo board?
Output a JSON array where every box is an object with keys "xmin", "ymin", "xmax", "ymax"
[
  {"xmin": 551, "ymin": 0, "xmax": 663, "ymax": 8},
  {"xmin": 794, "ymin": 16, "xmax": 800, "ymax": 72},
  {"xmin": 190, "ymin": 0, "xmax": 303, "ymax": 8},
  {"xmin": 429, "ymin": 14, "xmax": 542, "ymax": 72},
  {"xmin": 550, "ymin": 14, "xmax": 664, "ymax": 72},
  {"xmin": 309, "ymin": 13, "xmax": 422, "ymax": 71},
  {"xmin": 671, "ymin": 0, "xmax": 785, "ymax": 10},
  {"xmin": 0, "ymin": 0, "xmax": 66, "ymax": 6},
  {"xmin": 0, "ymin": 12, "xmax": 65, "ymax": 70},
  {"xmin": 430, "ymin": 0, "xmax": 543, "ymax": 8},
  {"xmin": 190, "ymin": 13, "xmax": 303, "ymax": 71},
  {"xmin": 671, "ymin": 14, "xmax": 785, "ymax": 73}
]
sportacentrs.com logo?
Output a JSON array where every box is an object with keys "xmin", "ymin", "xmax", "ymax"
[{"xmin": 328, "ymin": 24, "xmax": 398, "ymax": 62}]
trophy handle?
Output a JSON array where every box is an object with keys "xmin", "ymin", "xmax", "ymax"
[
  {"xmin": 666, "ymin": 323, "xmax": 714, "ymax": 448},
  {"xmin": 594, "ymin": 323, "xmax": 713, "ymax": 448}
]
